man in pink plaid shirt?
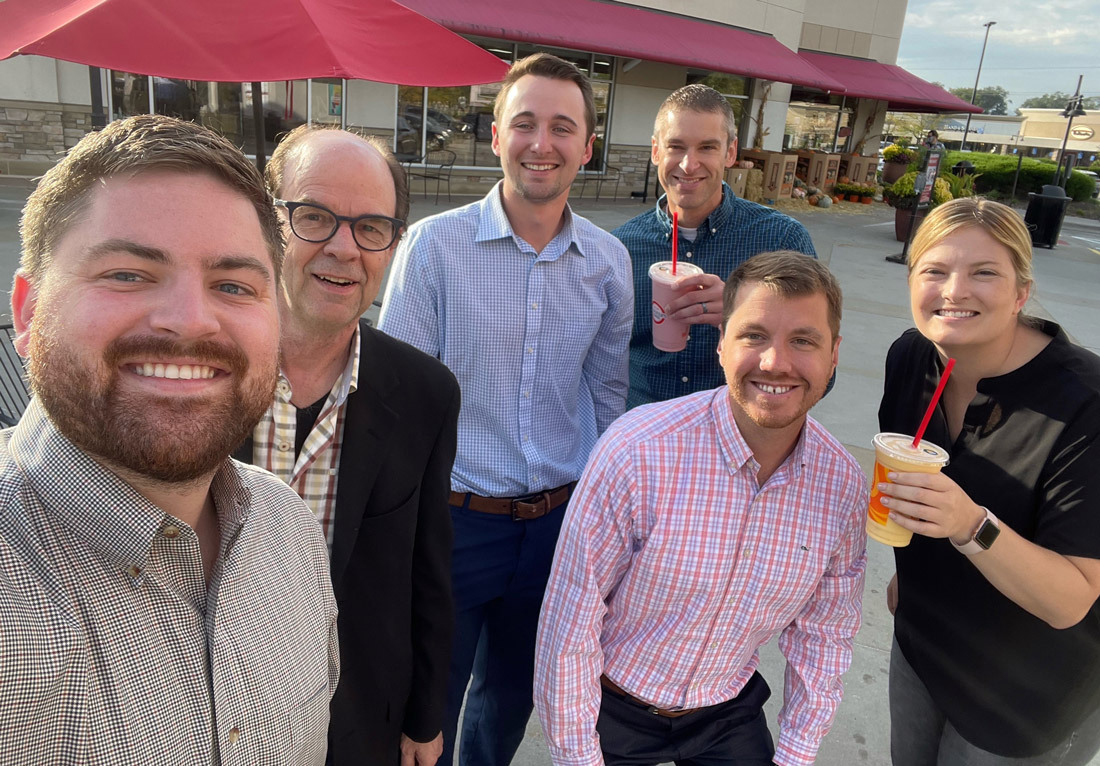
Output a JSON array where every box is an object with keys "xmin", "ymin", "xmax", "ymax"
[{"xmin": 534, "ymin": 251, "xmax": 868, "ymax": 766}]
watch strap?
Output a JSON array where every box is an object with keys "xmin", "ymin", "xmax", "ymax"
[{"xmin": 952, "ymin": 507, "xmax": 1001, "ymax": 555}]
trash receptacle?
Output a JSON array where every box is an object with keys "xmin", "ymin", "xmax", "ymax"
[
  {"xmin": 1025, "ymin": 184, "xmax": 1070, "ymax": 249},
  {"xmin": 952, "ymin": 161, "xmax": 975, "ymax": 176}
]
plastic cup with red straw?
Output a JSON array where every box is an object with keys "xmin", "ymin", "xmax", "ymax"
[{"xmin": 912, "ymin": 358, "xmax": 955, "ymax": 448}]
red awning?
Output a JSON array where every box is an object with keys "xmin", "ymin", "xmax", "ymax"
[
  {"xmin": 798, "ymin": 51, "xmax": 982, "ymax": 114},
  {"xmin": 401, "ymin": 0, "xmax": 846, "ymax": 92}
]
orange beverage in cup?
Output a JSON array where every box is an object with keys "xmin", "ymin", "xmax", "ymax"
[
  {"xmin": 867, "ymin": 433, "xmax": 950, "ymax": 547},
  {"xmin": 650, "ymin": 261, "xmax": 704, "ymax": 352}
]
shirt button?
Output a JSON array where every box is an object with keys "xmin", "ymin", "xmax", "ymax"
[
  {"xmin": 685, "ymin": 251, "xmax": 693, "ymax": 258},
  {"xmin": 161, "ymin": 524, "xmax": 181, "ymax": 539},
  {"xmin": 276, "ymin": 380, "xmax": 291, "ymax": 396},
  {"xmin": 277, "ymin": 441, "xmax": 291, "ymax": 452},
  {"xmin": 531, "ymin": 302, "xmax": 538, "ymax": 309},
  {"xmin": 524, "ymin": 391, "xmax": 531, "ymax": 398},
  {"xmin": 681, "ymin": 376, "xmax": 689, "ymax": 383},
  {"xmin": 527, "ymin": 347, "xmax": 534, "ymax": 354},
  {"xmin": 228, "ymin": 726, "xmax": 241, "ymax": 744},
  {"xmin": 711, "ymin": 228, "xmax": 717, "ymax": 234},
  {"xmin": 126, "ymin": 564, "xmax": 141, "ymax": 577}
]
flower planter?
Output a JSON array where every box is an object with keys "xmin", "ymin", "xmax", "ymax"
[
  {"xmin": 894, "ymin": 207, "xmax": 927, "ymax": 242},
  {"xmin": 848, "ymin": 194, "xmax": 860, "ymax": 202},
  {"xmin": 861, "ymin": 196, "xmax": 873, "ymax": 204},
  {"xmin": 882, "ymin": 160, "xmax": 908, "ymax": 185}
]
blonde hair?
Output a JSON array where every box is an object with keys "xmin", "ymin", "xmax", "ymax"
[{"xmin": 908, "ymin": 198, "xmax": 1033, "ymax": 287}]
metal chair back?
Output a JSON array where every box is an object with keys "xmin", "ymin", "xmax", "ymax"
[{"xmin": 0, "ymin": 325, "xmax": 30, "ymax": 428}]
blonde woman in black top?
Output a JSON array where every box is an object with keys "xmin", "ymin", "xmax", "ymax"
[{"xmin": 878, "ymin": 198, "xmax": 1100, "ymax": 765}]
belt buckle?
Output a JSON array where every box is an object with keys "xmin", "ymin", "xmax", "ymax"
[{"xmin": 510, "ymin": 491, "xmax": 551, "ymax": 521}]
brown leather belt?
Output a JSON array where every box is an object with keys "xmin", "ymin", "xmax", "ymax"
[
  {"xmin": 449, "ymin": 482, "xmax": 575, "ymax": 521},
  {"xmin": 600, "ymin": 674, "xmax": 696, "ymax": 718}
]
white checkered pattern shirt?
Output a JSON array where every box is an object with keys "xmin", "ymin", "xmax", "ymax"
[
  {"xmin": 0, "ymin": 399, "xmax": 340, "ymax": 766},
  {"xmin": 534, "ymin": 388, "xmax": 868, "ymax": 766},
  {"xmin": 251, "ymin": 326, "xmax": 361, "ymax": 548}
]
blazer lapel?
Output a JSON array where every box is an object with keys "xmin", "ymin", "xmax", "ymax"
[{"xmin": 329, "ymin": 323, "xmax": 400, "ymax": 588}]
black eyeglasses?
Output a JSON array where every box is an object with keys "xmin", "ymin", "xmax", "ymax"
[{"xmin": 274, "ymin": 200, "xmax": 404, "ymax": 252}]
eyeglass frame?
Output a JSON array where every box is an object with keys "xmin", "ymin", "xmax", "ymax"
[{"xmin": 274, "ymin": 199, "xmax": 405, "ymax": 252}]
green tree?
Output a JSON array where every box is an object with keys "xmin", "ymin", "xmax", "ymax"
[
  {"xmin": 1017, "ymin": 91, "xmax": 1100, "ymax": 111},
  {"xmin": 948, "ymin": 85, "xmax": 1009, "ymax": 115}
]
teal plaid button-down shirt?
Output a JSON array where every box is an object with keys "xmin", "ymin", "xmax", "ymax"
[{"xmin": 613, "ymin": 184, "xmax": 815, "ymax": 409}]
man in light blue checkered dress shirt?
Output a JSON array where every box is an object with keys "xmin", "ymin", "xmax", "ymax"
[
  {"xmin": 0, "ymin": 116, "xmax": 338, "ymax": 765},
  {"xmin": 613, "ymin": 85, "xmax": 816, "ymax": 410},
  {"xmin": 379, "ymin": 54, "xmax": 632, "ymax": 766}
]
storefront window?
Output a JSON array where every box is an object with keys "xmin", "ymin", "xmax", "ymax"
[
  {"xmin": 399, "ymin": 39, "xmax": 614, "ymax": 170},
  {"xmin": 241, "ymin": 80, "xmax": 308, "ymax": 158},
  {"xmin": 784, "ymin": 97, "xmax": 852, "ymax": 152},
  {"xmin": 687, "ymin": 72, "xmax": 749, "ymax": 141}
]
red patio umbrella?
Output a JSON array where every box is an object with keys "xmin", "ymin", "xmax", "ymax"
[{"xmin": 0, "ymin": 0, "xmax": 510, "ymax": 164}]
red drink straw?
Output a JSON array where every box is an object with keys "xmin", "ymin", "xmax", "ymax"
[
  {"xmin": 912, "ymin": 357, "xmax": 955, "ymax": 448},
  {"xmin": 671, "ymin": 211, "xmax": 678, "ymax": 275}
]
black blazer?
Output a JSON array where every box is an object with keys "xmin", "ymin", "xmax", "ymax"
[{"xmin": 236, "ymin": 321, "xmax": 460, "ymax": 765}]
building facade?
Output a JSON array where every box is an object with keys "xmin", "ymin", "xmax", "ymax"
[{"xmin": 4, "ymin": 1, "xmax": 972, "ymax": 197}]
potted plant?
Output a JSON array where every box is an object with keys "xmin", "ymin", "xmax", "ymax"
[
  {"xmin": 884, "ymin": 170, "xmax": 952, "ymax": 241},
  {"xmin": 859, "ymin": 183, "xmax": 874, "ymax": 204},
  {"xmin": 881, "ymin": 144, "xmax": 916, "ymax": 185}
]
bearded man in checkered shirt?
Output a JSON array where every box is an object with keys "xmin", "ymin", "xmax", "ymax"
[{"xmin": 0, "ymin": 115, "xmax": 339, "ymax": 765}]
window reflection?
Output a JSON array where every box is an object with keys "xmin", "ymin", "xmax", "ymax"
[{"xmin": 398, "ymin": 41, "xmax": 614, "ymax": 171}]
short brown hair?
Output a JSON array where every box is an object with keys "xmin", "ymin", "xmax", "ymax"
[
  {"xmin": 265, "ymin": 123, "xmax": 410, "ymax": 223},
  {"xmin": 493, "ymin": 53, "xmax": 597, "ymax": 139},
  {"xmin": 908, "ymin": 197, "xmax": 1033, "ymax": 287},
  {"xmin": 20, "ymin": 114, "xmax": 283, "ymax": 282},
  {"xmin": 655, "ymin": 84, "xmax": 737, "ymax": 146},
  {"xmin": 722, "ymin": 251, "xmax": 842, "ymax": 339}
]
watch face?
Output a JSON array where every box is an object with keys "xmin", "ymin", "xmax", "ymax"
[{"xmin": 975, "ymin": 518, "xmax": 1001, "ymax": 550}]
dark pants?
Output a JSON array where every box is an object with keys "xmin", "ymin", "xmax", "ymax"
[
  {"xmin": 596, "ymin": 672, "xmax": 775, "ymax": 766},
  {"xmin": 439, "ymin": 497, "xmax": 567, "ymax": 766}
]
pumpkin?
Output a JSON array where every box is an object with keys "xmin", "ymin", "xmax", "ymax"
[
  {"xmin": 838, "ymin": 175, "xmax": 851, "ymax": 184},
  {"xmin": 817, "ymin": 195, "xmax": 833, "ymax": 208},
  {"xmin": 808, "ymin": 194, "xmax": 819, "ymax": 205}
]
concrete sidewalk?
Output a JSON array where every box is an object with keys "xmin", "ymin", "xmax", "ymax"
[{"xmin": 394, "ymin": 194, "xmax": 1100, "ymax": 766}]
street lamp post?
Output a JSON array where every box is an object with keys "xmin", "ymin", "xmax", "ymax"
[
  {"xmin": 960, "ymin": 20, "xmax": 996, "ymax": 152},
  {"xmin": 1055, "ymin": 75, "xmax": 1086, "ymax": 189}
]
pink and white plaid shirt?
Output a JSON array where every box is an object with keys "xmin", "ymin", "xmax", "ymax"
[
  {"xmin": 534, "ymin": 387, "xmax": 868, "ymax": 766},
  {"xmin": 251, "ymin": 327, "xmax": 360, "ymax": 549}
]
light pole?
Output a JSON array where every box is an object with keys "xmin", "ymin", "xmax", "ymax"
[
  {"xmin": 1055, "ymin": 75, "xmax": 1086, "ymax": 188},
  {"xmin": 960, "ymin": 20, "xmax": 996, "ymax": 152}
]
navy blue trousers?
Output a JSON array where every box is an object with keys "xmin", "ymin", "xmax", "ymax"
[
  {"xmin": 596, "ymin": 672, "xmax": 775, "ymax": 766},
  {"xmin": 438, "ymin": 497, "xmax": 567, "ymax": 766}
]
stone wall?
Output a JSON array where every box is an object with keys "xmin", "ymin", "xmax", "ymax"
[{"xmin": 0, "ymin": 100, "xmax": 93, "ymax": 176}]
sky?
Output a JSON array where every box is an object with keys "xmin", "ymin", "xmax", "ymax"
[{"xmin": 896, "ymin": 0, "xmax": 1099, "ymax": 112}]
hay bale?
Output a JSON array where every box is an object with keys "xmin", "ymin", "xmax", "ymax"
[{"xmin": 744, "ymin": 168, "xmax": 764, "ymax": 204}]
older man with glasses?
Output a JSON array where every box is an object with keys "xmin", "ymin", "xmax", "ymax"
[{"xmin": 234, "ymin": 125, "xmax": 461, "ymax": 766}]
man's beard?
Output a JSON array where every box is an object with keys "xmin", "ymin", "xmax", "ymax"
[{"xmin": 27, "ymin": 324, "xmax": 276, "ymax": 485}]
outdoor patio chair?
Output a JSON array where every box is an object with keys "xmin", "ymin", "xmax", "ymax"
[
  {"xmin": 579, "ymin": 165, "xmax": 622, "ymax": 201},
  {"xmin": 409, "ymin": 149, "xmax": 456, "ymax": 204},
  {"xmin": 0, "ymin": 325, "xmax": 30, "ymax": 428}
]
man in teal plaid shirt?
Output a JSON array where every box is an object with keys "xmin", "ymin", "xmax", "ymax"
[{"xmin": 614, "ymin": 84, "xmax": 815, "ymax": 409}]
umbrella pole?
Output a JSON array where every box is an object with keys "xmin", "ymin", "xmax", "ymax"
[
  {"xmin": 88, "ymin": 67, "xmax": 107, "ymax": 130},
  {"xmin": 251, "ymin": 82, "xmax": 266, "ymax": 173}
]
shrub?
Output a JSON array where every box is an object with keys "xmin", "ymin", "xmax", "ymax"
[
  {"xmin": 938, "ymin": 151, "xmax": 1094, "ymax": 202},
  {"xmin": 883, "ymin": 144, "xmax": 917, "ymax": 164},
  {"xmin": 885, "ymin": 171, "xmax": 952, "ymax": 209}
]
